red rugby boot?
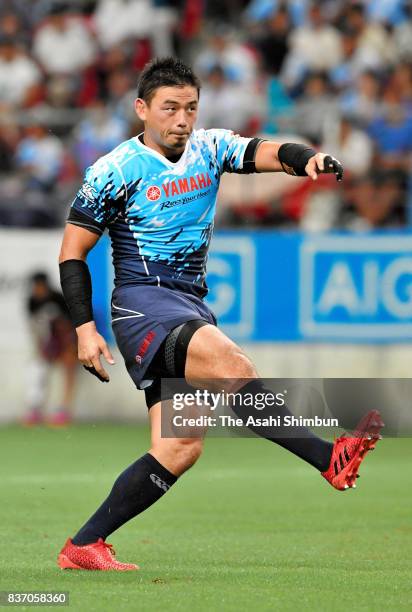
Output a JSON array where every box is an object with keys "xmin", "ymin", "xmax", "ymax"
[
  {"xmin": 321, "ymin": 410, "xmax": 384, "ymax": 491},
  {"xmin": 57, "ymin": 538, "xmax": 139, "ymax": 571}
]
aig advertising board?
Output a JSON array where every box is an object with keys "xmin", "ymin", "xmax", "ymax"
[
  {"xmin": 207, "ymin": 232, "xmax": 412, "ymax": 342},
  {"xmin": 87, "ymin": 231, "xmax": 412, "ymax": 343},
  {"xmin": 299, "ymin": 235, "xmax": 412, "ymax": 340}
]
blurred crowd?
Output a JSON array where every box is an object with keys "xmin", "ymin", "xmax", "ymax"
[{"xmin": 0, "ymin": 0, "xmax": 411, "ymax": 231}]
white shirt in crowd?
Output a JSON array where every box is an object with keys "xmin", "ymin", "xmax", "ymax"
[
  {"xmin": 0, "ymin": 54, "xmax": 41, "ymax": 105},
  {"xmin": 94, "ymin": 0, "xmax": 154, "ymax": 49},
  {"xmin": 197, "ymin": 82, "xmax": 259, "ymax": 133},
  {"xmin": 324, "ymin": 127, "xmax": 373, "ymax": 177},
  {"xmin": 288, "ymin": 23, "xmax": 343, "ymax": 72},
  {"xmin": 33, "ymin": 18, "xmax": 97, "ymax": 75}
]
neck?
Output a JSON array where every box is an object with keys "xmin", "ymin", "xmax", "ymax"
[{"xmin": 141, "ymin": 131, "xmax": 185, "ymax": 158}]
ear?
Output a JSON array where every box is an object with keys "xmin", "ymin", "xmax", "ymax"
[{"xmin": 135, "ymin": 98, "xmax": 147, "ymax": 121}]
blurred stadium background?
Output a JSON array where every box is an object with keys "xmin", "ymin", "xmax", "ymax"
[{"xmin": 1, "ymin": 0, "xmax": 412, "ymax": 422}]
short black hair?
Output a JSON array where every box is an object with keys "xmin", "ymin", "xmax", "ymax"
[
  {"xmin": 137, "ymin": 57, "xmax": 201, "ymax": 104},
  {"xmin": 30, "ymin": 271, "xmax": 49, "ymax": 285}
]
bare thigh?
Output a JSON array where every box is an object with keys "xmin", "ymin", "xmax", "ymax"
[{"xmin": 185, "ymin": 324, "xmax": 258, "ymax": 391}]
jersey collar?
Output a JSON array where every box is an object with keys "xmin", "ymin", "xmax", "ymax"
[{"xmin": 134, "ymin": 132, "xmax": 190, "ymax": 167}]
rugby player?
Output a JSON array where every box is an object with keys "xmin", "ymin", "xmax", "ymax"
[{"xmin": 57, "ymin": 57, "xmax": 383, "ymax": 571}]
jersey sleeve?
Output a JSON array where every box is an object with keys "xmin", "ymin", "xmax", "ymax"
[
  {"xmin": 68, "ymin": 159, "xmax": 126, "ymax": 235},
  {"xmin": 208, "ymin": 129, "xmax": 265, "ymax": 175}
]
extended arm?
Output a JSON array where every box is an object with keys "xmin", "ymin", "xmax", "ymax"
[
  {"xmin": 254, "ymin": 141, "xmax": 343, "ymax": 181},
  {"xmin": 59, "ymin": 223, "xmax": 114, "ymax": 382}
]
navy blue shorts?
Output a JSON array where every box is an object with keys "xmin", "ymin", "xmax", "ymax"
[{"xmin": 111, "ymin": 285, "xmax": 217, "ymax": 389}]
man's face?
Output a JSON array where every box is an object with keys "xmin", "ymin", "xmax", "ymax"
[
  {"xmin": 135, "ymin": 85, "xmax": 199, "ymax": 154},
  {"xmin": 32, "ymin": 280, "xmax": 49, "ymax": 300}
]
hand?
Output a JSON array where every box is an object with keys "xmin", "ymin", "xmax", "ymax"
[
  {"xmin": 305, "ymin": 153, "xmax": 343, "ymax": 182},
  {"xmin": 76, "ymin": 321, "xmax": 115, "ymax": 382}
]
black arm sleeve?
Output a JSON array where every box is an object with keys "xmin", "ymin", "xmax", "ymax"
[
  {"xmin": 67, "ymin": 207, "xmax": 105, "ymax": 236},
  {"xmin": 238, "ymin": 137, "xmax": 266, "ymax": 174},
  {"xmin": 59, "ymin": 259, "xmax": 93, "ymax": 328},
  {"xmin": 278, "ymin": 143, "xmax": 317, "ymax": 176}
]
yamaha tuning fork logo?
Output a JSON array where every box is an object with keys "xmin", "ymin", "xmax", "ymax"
[{"xmin": 146, "ymin": 185, "xmax": 161, "ymax": 201}]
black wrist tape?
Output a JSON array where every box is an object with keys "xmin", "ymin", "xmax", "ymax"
[
  {"xmin": 59, "ymin": 259, "xmax": 93, "ymax": 328},
  {"xmin": 278, "ymin": 143, "xmax": 317, "ymax": 176}
]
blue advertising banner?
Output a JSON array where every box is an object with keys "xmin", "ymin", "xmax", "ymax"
[
  {"xmin": 299, "ymin": 235, "xmax": 412, "ymax": 340},
  {"xmin": 88, "ymin": 231, "xmax": 412, "ymax": 343}
]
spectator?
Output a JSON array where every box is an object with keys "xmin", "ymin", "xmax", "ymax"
[
  {"xmin": 15, "ymin": 121, "xmax": 65, "ymax": 192},
  {"xmin": 330, "ymin": 29, "xmax": 384, "ymax": 91},
  {"xmin": 100, "ymin": 41, "xmax": 132, "ymax": 74},
  {"xmin": 151, "ymin": 0, "xmax": 179, "ymax": 57},
  {"xmin": 339, "ymin": 173, "xmax": 406, "ymax": 231},
  {"xmin": 322, "ymin": 116, "xmax": 374, "ymax": 177},
  {"xmin": 282, "ymin": 3, "xmax": 342, "ymax": 89},
  {"xmin": 22, "ymin": 271, "xmax": 78, "ymax": 427},
  {"xmin": 28, "ymin": 76, "xmax": 82, "ymax": 136},
  {"xmin": 0, "ymin": 36, "xmax": 41, "ymax": 109},
  {"xmin": 368, "ymin": 86, "xmax": 412, "ymax": 172},
  {"xmin": 72, "ymin": 100, "xmax": 128, "ymax": 170},
  {"xmin": 196, "ymin": 64, "xmax": 260, "ymax": 133},
  {"xmin": 194, "ymin": 25, "xmax": 259, "ymax": 87},
  {"xmin": 343, "ymin": 2, "xmax": 395, "ymax": 67},
  {"xmin": 390, "ymin": 61, "xmax": 412, "ymax": 107},
  {"xmin": 262, "ymin": 77, "xmax": 294, "ymax": 134},
  {"xmin": 339, "ymin": 70, "xmax": 382, "ymax": 125},
  {"xmin": 33, "ymin": 3, "xmax": 97, "ymax": 76},
  {"xmin": 94, "ymin": 0, "xmax": 154, "ymax": 50},
  {"xmin": 0, "ymin": 10, "xmax": 30, "ymax": 47},
  {"xmin": 12, "ymin": 115, "xmax": 77, "ymax": 227},
  {"xmin": 299, "ymin": 186, "xmax": 341, "ymax": 232},
  {"xmin": 393, "ymin": 1, "xmax": 412, "ymax": 60},
  {"xmin": 0, "ymin": 0, "xmax": 32, "ymax": 26},
  {"xmin": 285, "ymin": 72, "xmax": 337, "ymax": 145},
  {"xmin": 106, "ymin": 68, "xmax": 138, "ymax": 124},
  {"xmin": 252, "ymin": 5, "xmax": 291, "ymax": 76}
]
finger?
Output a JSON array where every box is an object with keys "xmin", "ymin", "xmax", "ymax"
[
  {"xmin": 101, "ymin": 342, "xmax": 115, "ymax": 365},
  {"xmin": 91, "ymin": 355, "xmax": 110, "ymax": 382},
  {"xmin": 83, "ymin": 365, "xmax": 109, "ymax": 383},
  {"xmin": 322, "ymin": 155, "xmax": 335, "ymax": 173},
  {"xmin": 323, "ymin": 155, "xmax": 344, "ymax": 181},
  {"xmin": 333, "ymin": 159, "xmax": 344, "ymax": 182},
  {"xmin": 316, "ymin": 154, "xmax": 324, "ymax": 172},
  {"xmin": 305, "ymin": 160, "xmax": 318, "ymax": 181}
]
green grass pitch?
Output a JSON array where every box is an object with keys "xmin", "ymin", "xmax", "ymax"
[{"xmin": 0, "ymin": 425, "xmax": 411, "ymax": 611}]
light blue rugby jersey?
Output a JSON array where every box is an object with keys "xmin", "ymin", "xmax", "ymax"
[{"xmin": 69, "ymin": 128, "xmax": 262, "ymax": 298}]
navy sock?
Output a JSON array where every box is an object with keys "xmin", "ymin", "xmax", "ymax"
[
  {"xmin": 232, "ymin": 380, "xmax": 333, "ymax": 472},
  {"xmin": 72, "ymin": 453, "xmax": 177, "ymax": 545}
]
